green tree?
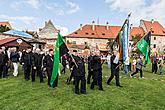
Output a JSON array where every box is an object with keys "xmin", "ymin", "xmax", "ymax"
[
  {"xmin": 0, "ymin": 25, "xmax": 10, "ymax": 33},
  {"xmin": 132, "ymin": 34, "xmax": 141, "ymax": 45},
  {"xmin": 107, "ymin": 38, "xmax": 117, "ymax": 53}
]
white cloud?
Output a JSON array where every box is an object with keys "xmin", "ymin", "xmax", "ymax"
[
  {"xmin": 56, "ymin": 25, "xmax": 69, "ymax": 36},
  {"xmin": 11, "ymin": 0, "xmax": 41, "ymax": 10},
  {"xmin": 26, "ymin": 0, "xmax": 41, "ymax": 9},
  {"xmin": 44, "ymin": 1, "xmax": 80, "ymax": 15},
  {"xmin": 66, "ymin": 1, "xmax": 80, "ymax": 14},
  {"xmin": 0, "ymin": 14, "xmax": 36, "ymax": 24},
  {"xmin": 11, "ymin": 0, "xmax": 80, "ymax": 15},
  {"xmin": 105, "ymin": 0, "xmax": 165, "ymax": 26}
]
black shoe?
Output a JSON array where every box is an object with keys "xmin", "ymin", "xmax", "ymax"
[
  {"xmin": 98, "ymin": 88, "xmax": 104, "ymax": 91},
  {"xmin": 75, "ymin": 92, "xmax": 80, "ymax": 95},
  {"xmin": 107, "ymin": 82, "xmax": 110, "ymax": 85},
  {"xmin": 116, "ymin": 85, "xmax": 123, "ymax": 87},
  {"xmin": 40, "ymin": 81, "xmax": 44, "ymax": 83},
  {"xmin": 90, "ymin": 86, "xmax": 94, "ymax": 90},
  {"xmin": 81, "ymin": 91, "xmax": 86, "ymax": 94}
]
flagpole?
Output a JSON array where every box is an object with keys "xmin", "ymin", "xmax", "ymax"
[
  {"xmin": 69, "ymin": 53, "xmax": 78, "ymax": 68},
  {"xmin": 134, "ymin": 31, "xmax": 151, "ymax": 47},
  {"xmin": 111, "ymin": 13, "xmax": 131, "ymax": 50}
]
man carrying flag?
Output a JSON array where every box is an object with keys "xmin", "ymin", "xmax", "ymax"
[
  {"xmin": 43, "ymin": 32, "xmax": 69, "ymax": 88},
  {"xmin": 130, "ymin": 32, "xmax": 151, "ymax": 78},
  {"xmin": 136, "ymin": 32, "xmax": 151, "ymax": 65},
  {"xmin": 107, "ymin": 13, "xmax": 131, "ymax": 87}
]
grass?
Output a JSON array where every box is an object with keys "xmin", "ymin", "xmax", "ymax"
[{"xmin": 0, "ymin": 64, "xmax": 165, "ymax": 110}]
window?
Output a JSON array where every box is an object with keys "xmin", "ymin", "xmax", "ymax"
[
  {"xmin": 102, "ymin": 33, "xmax": 105, "ymax": 35},
  {"xmin": 153, "ymin": 44, "xmax": 156, "ymax": 48},
  {"xmin": 75, "ymin": 32, "xmax": 78, "ymax": 34},
  {"xmin": 154, "ymin": 37, "xmax": 156, "ymax": 40},
  {"xmin": 84, "ymin": 42, "xmax": 87, "ymax": 44},
  {"xmin": 92, "ymin": 33, "xmax": 94, "ymax": 35},
  {"xmin": 73, "ymin": 41, "xmax": 76, "ymax": 44},
  {"xmin": 85, "ymin": 32, "xmax": 89, "ymax": 35}
]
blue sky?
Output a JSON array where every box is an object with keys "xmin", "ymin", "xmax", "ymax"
[{"xmin": 0, "ymin": 0, "xmax": 165, "ymax": 35}]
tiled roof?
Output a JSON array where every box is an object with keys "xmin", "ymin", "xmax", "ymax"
[
  {"xmin": 142, "ymin": 20, "xmax": 165, "ymax": 36},
  {"xmin": 130, "ymin": 27, "xmax": 145, "ymax": 40},
  {"xmin": 0, "ymin": 37, "xmax": 18, "ymax": 45},
  {"xmin": 0, "ymin": 22, "xmax": 12, "ymax": 29},
  {"xmin": 67, "ymin": 24, "xmax": 145, "ymax": 40},
  {"xmin": 67, "ymin": 24, "xmax": 121, "ymax": 39}
]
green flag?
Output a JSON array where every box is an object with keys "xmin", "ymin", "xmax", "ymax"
[
  {"xmin": 50, "ymin": 32, "xmax": 69, "ymax": 87},
  {"xmin": 136, "ymin": 32, "xmax": 151, "ymax": 65}
]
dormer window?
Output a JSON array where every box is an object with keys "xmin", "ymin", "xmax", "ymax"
[
  {"xmin": 154, "ymin": 37, "xmax": 156, "ymax": 40},
  {"xmin": 75, "ymin": 32, "xmax": 78, "ymax": 34}
]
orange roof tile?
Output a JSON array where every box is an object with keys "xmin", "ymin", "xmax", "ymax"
[
  {"xmin": 142, "ymin": 20, "xmax": 165, "ymax": 36},
  {"xmin": 67, "ymin": 24, "xmax": 145, "ymax": 40},
  {"xmin": 67, "ymin": 24, "xmax": 121, "ymax": 39},
  {"xmin": 130, "ymin": 27, "xmax": 145, "ymax": 40},
  {"xmin": 0, "ymin": 22, "xmax": 12, "ymax": 28}
]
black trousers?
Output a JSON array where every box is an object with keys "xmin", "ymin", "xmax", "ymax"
[
  {"xmin": 107, "ymin": 69, "xmax": 120, "ymax": 86},
  {"xmin": 0, "ymin": 65, "xmax": 8, "ymax": 78},
  {"xmin": 75, "ymin": 76, "xmax": 86, "ymax": 94},
  {"xmin": 32, "ymin": 66, "xmax": 43, "ymax": 82},
  {"xmin": 47, "ymin": 67, "xmax": 58, "ymax": 88},
  {"xmin": 67, "ymin": 71, "xmax": 75, "ymax": 84},
  {"xmin": 87, "ymin": 70, "xmax": 93, "ymax": 84},
  {"xmin": 61, "ymin": 64, "xmax": 66, "ymax": 74},
  {"xmin": 24, "ymin": 64, "xmax": 31, "ymax": 80},
  {"xmin": 129, "ymin": 63, "xmax": 131, "ymax": 71},
  {"xmin": 91, "ymin": 70, "xmax": 103, "ymax": 89},
  {"xmin": 152, "ymin": 63, "xmax": 157, "ymax": 74},
  {"xmin": 131, "ymin": 68, "xmax": 143, "ymax": 78}
]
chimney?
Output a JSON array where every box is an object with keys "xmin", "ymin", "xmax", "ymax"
[
  {"xmin": 106, "ymin": 22, "xmax": 109, "ymax": 30},
  {"xmin": 80, "ymin": 24, "xmax": 83, "ymax": 30},
  {"xmin": 151, "ymin": 19, "xmax": 154, "ymax": 24},
  {"xmin": 45, "ymin": 21, "xmax": 47, "ymax": 26},
  {"xmin": 92, "ymin": 21, "xmax": 95, "ymax": 31},
  {"xmin": 130, "ymin": 24, "xmax": 133, "ymax": 29}
]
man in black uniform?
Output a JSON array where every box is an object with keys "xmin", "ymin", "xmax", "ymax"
[
  {"xmin": 31, "ymin": 48, "xmax": 44, "ymax": 83},
  {"xmin": 72, "ymin": 54, "xmax": 86, "ymax": 94},
  {"xmin": 21, "ymin": 47, "xmax": 33, "ymax": 81},
  {"xmin": 43, "ymin": 49, "xmax": 58, "ymax": 88},
  {"xmin": 87, "ymin": 52, "xmax": 94, "ymax": 84},
  {"xmin": 0, "ymin": 47, "xmax": 8, "ymax": 78},
  {"xmin": 1, "ymin": 46, "xmax": 9, "ymax": 78},
  {"xmin": 107, "ymin": 50, "xmax": 122, "ymax": 87},
  {"xmin": 90, "ymin": 51, "xmax": 103, "ymax": 91},
  {"xmin": 61, "ymin": 54, "xmax": 67, "ymax": 74}
]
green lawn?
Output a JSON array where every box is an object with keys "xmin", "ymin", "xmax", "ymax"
[{"xmin": 0, "ymin": 64, "xmax": 165, "ymax": 110}]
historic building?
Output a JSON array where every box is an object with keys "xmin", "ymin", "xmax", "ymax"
[
  {"xmin": 66, "ymin": 20, "xmax": 165, "ymax": 53},
  {"xmin": 38, "ymin": 20, "xmax": 59, "ymax": 49},
  {"xmin": 140, "ymin": 19, "xmax": 165, "ymax": 53},
  {"xmin": 66, "ymin": 21, "xmax": 144, "ymax": 53}
]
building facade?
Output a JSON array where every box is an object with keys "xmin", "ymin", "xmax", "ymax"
[
  {"xmin": 38, "ymin": 20, "xmax": 59, "ymax": 49},
  {"xmin": 140, "ymin": 20, "xmax": 165, "ymax": 53}
]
